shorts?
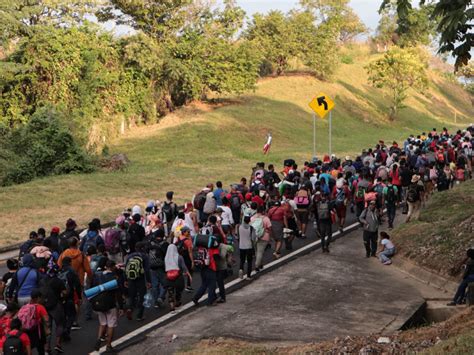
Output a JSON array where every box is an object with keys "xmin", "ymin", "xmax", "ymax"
[
  {"xmin": 73, "ymin": 291, "xmax": 80, "ymax": 305},
  {"xmin": 335, "ymin": 204, "xmax": 347, "ymax": 219},
  {"xmin": 296, "ymin": 210, "xmax": 309, "ymax": 224},
  {"xmin": 271, "ymin": 220, "xmax": 284, "ymax": 241},
  {"xmin": 98, "ymin": 308, "xmax": 118, "ymax": 328}
]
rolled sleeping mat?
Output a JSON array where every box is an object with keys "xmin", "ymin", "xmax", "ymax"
[{"xmin": 84, "ymin": 279, "xmax": 118, "ymax": 300}]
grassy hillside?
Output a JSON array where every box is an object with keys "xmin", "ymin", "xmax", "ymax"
[
  {"xmin": 0, "ymin": 45, "xmax": 472, "ymax": 246},
  {"xmin": 392, "ymin": 180, "xmax": 474, "ymax": 279}
]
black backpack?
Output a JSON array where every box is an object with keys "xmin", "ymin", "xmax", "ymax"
[
  {"xmin": 230, "ymin": 194, "xmax": 241, "ymax": 211},
  {"xmin": 148, "ymin": 240, "xmax": 167, "ymax": 270},
  {"xmin": 90, "ymin": 272, "xmax": 116, "ymax": 312},
  {"xmin": 385, "ymin": 185, "xmax": 396, "ymax": 204},
  {"xmin": 162, "ymin": 202, "xmax": 174, "ymax": 222},
  {"xmin": 3, "ymin": 332, "xmax": 25, "ymax": 355}
]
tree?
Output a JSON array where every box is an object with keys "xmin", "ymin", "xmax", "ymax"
[
  {"xmin": 380, "ymin": 0, "xmax": 473, "ymax": 70},
  {"xmin": 366, "ymin": 47, "xmax": 428, "ymax": 120},
  {"xmin": 300, "ymin": 0, "xmax": 367, "ymax": 43}
]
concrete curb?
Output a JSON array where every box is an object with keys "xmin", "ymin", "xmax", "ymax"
[{"xmin": 92, "ymin": 220, "xmax": 363, "ymax": 354}]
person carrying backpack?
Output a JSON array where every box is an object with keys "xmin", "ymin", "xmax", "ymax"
[
  {"xmin": 125, "ymin": 242, "xmax": 151, "ymax": 321},
  {"xmin": 238, "ymin": 216, "xmax": 256, "ymax": 280},
  {"xmin": 294, "ymin": 186, "xmax": 311, "ymax": 238},
  {"xmin": 0, "ymin": 318, "xmax": 31, "ymax": 355},
  {"xmin": 92, "ymin": 260, "xmax": 124, "ymax": 353},
  {"xmin": 406, "ymin": 175, "xmax": 425, "ymax": 223},
  {"xmin": 164, "ymin": 244, "xmax": 191, "ymax": 312},
  {"xmin": 58, "ymin": 219, "xmax": 80, "ymax": 254},
  {"xmin": 175, "ymin": 227, "xmax": 194, "ymax": 293},
  {"xmin": 162, "ymin": 191, "xmax": 178, "ymax": 237},
  {"xmin": 17, "ymin": 289, "xmax": 50, "ymax": 355},
  {"xmin": 359, "ymin": 201, "xmax": 380, "ymax": 258},
  {"xmin": 147, "ymin": 229, "xmax": 168, "ymax": 308},
  {"xmin": 58, "ymin": 257, "xmax": 82, "ymax": 338},
  {"xmin": 193, "ymin": 187, "xmax": 208, "ymax": 224},
  {"xmin": 104, "ymin": 216, "xmax": 127, "ymax": 263},
  {"xmin": 315, "ymin": 193, "xmax": 335, "ymax": 253},
  {"xmin": 19, "ymin": 232, "xmax": 41, "ymax": 260},
  {"xmin": 39, "ymin": 265, "xmax": 66, "ymax": 354},
  {"xmin": 331, "ymin": 179, "xmax": 351, "ymax": 234},
  {"xmin": 251, "ymin": 206, "xmax": 272, "ymax": 272},
  {"xmin": 1, "ymin": 259, "xmax": 18, "ymax": 304},
  {"xmin": 7, "ymin": 255, "xmax": 41, "ymax": 306},
  {"xmin": 79, "ymin": 221, "xmax": 104, "ymax": 254},
  {"xmin": 383, "ymin": 177, "xmax": 398, "ymax": 229},
  {"xmin": 267, "ymin": 201, "xmax": 288, "ymax": 259},
  {"xmin": 58, "ymin": 238, "xmax": 92, "ymax": 290}
]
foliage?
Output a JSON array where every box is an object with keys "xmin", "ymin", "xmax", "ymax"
[
  {"xmin": 366, "ymin": 47, "xmax": 428, "ymax": 120},
  {"xmin": 380, "ymin": 0, "xmax": 473, "ymax": 70},
  {"xmin": 0, "ymin": 106, "xmax": 94, "ymax": 186}
]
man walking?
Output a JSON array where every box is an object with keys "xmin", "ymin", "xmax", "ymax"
[{"xmin": 359, "ymin": 201, "xmax": 380, "ymax": 258}]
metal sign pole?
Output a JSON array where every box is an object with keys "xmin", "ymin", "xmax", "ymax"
[
  {"xmin": 313, "ymin": 112, "xmax": 316, "ymax": 159},
  {"xmin": 329, "ymin": 111, "xmax": 332, "ymax": 157}
]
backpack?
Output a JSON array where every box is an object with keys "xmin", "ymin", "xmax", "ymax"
[
  {"xmin": 335, "ymin": 188, "xmax": 345, "ymax": 206},
  {"xmin": 193, "ymin": 247, "xmax": 210, "ymax": 269},
  {"xmin": 58, "ymin": 230, "xmax": 77, "ymax": 253},
  {"xmin": 318, "ymin": 202, "xmax": 330, "ymax": 220},
  {"xmin": 82, "ymin": 232, "xmax": 100, "ymax": 254},
  {"xmin": 90, "ymin": 272, "xmax": 115, "ymax": 312},
  {"xmin": 356, "ymin": 184, "xmax": 367, "ymax": 200},
  {"xmin": 17, "ymin": 304, "xmax": 39, "ymax": 331},
  {"xmin": 125, "ymin": 256, "xmax": 144, "ymax": 280},
  {"xmin": 104, "ymin": 228, "xmax": 121, "ymax": 254},
  {"xmin": 119, "ymin": 230, "xmax": 130, "ymax": 253},
  {"xmin": 230, "ymin": 194, "xmax": 241, "ymax": 211},
  {"xmin": 385, "ymin": 185, "xmax": 396, "ymax": 204},
  {"xmin": 200, "ymin": 224, "xmax": 214, "ymax": 236},
  {"xmin": 148, "ymin": 242, "xmax": 165, "ymax": 270},
  {"xmin": 407, "ymin": 185, "xmax": 418, "ymax": 203},
  {"xmin": 175, "ymin": 239, "xmax": 187, "ymax": 256},
  {"xmin": 89, "ymin": 255, "xmax": 104, "ymax": 273},
  {"xmin": 249, "ymin": 217, "xmax": 265, "ymax": 239},
  {"xmin": 162, "ymin": 202, "xmax": 174, "ymax": 222},
  {"xmin": 40, "ymin": 277, "xmax": 59, "ymax": 311},
  {"xmin": 193, "ymin": 192, "xmax": 206, "ymax": 210},
  {"xmin": 3, "ymin": 332, "xmax": 25, "ymax": 355},
  {"xmin": 294, "ymin": 195, "xmax": 310, "ymax": 209},
  {"xmin": 58, "ymin": 270, "xmax": 71, "ymax": 296}
]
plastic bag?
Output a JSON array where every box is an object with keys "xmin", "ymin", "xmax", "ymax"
[{"xmin": 143, "ymin": 291, "xmax": 153, "ymax": 308}]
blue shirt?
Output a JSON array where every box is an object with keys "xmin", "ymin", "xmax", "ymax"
[{"xmin": 213, "ymin": 188, "xmax": 225, "ymax": 206}]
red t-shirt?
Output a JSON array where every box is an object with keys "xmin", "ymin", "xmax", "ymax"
[
  {"xmin": 0, "ymin": 329, "xmax": 31, "ymax": 351},
  {"xmin": 208, "ymin": 248, "xmax": 219, "ymax": 272},
  {"xmin": 268, "ymin": 206, "xmax": 285, "ymax": 222},
  {"xmin": 251, "ymin": 195, "xmax": 265, "ymax": 207},
  {"xmin": 35, "ymin": 304, "xmax": 48, "ymax": 321},
  {"xmin": 0, "ymin": 316, "xmax": 11, "ymax": 338}
]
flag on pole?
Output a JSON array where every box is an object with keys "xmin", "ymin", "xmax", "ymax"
[{"xmin": 263, "ymin": 132, "xmax": 272, "ymax": 155}]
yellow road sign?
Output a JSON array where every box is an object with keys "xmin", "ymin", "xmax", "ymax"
[{"xmin": 309, "ymin": 92, "xmax": 335, "ymax": 119}]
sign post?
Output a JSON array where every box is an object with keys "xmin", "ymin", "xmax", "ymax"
[{"xmin": 309, "ymin": 92, "xmax": 335, "ymax": 157}]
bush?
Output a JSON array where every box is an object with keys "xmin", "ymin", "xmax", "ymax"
[
  {"xmin": 1, "ymin": 106, "xmax": 95, "ymax": 186},
  {"xmin": 341, "ymin": 54, "xmax": 354, "ymax": 64}
]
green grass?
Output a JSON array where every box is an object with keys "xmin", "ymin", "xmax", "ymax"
[
  {"xmin": 392, "ymin": 180, "xmax": 474, "ymax": 278},
  {"xmin": 0, "ymin": 44, "xmax": 472, "ymax": 246}
]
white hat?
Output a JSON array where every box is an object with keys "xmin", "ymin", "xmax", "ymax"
[{"xmin": 132, "ymin": 205, "xmax": 142, "ymax": 216}]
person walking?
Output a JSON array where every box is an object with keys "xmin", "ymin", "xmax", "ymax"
[
  {"xmin": 315, "ymin": 193, "xmax": 335, "ymax": 253},
  {"xmin": 359, "ymin": 201, "xmax": 380, "ymax": 258},
  {"xmin": 7, "ymin": 255, "xmax": 41, "ymax": 306},
  {"xmin": 406, "ymin": 174, "xmax": 425, "ymax": 222},
  {"xmin": 383, "ymin": 177, "xmax": 398, "ymax": 229},
  {"xmin": 267, "ymin": 201, "xmax": 287, "ymax": 259},
  {"xmin": 251, "ymin": 206, "xmax": 272, "ymax": 272},
  {"xmin": 164, "ymin": 244, "xmax": 190, "ymax": 312},
  {"xmin": 125, "ymin": 242, "xmax": 151, "ymax": 321},
  {"xmin": 238, "ymin": 216, "xmax": 255, "ymax": 280}
]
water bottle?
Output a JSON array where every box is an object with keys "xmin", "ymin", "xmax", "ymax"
[{"xmin": 143, "ymin": 291, "xmax": 153, "ymax": 308}]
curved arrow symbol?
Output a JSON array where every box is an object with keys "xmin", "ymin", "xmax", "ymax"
[{"xmin": 317, "ymin": 96, "xmax": 328, "ymax": 111}]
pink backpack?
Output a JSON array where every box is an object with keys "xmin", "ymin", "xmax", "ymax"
[{"xmin": 18, "ymin": 304, "xmax": 39, "ymax": 331}]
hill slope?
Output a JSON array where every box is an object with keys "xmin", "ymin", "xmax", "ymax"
[{"xmin": 0, "ymin": 45, "xmax": 472, "ymax": 245}]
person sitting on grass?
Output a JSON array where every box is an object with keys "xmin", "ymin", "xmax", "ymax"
[
  {"xmin": 448, "ymin": 248, "xmax": 474, "ymax": 306},
  {"xmin": 377, "ymin": 231, "xmax": 396, "ymax": 265}
]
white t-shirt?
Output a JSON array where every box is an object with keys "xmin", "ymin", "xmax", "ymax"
[
  {"xmin": 220, "ymin": 206, "xmax": 234, "ymax": 226},
  {"xmin": 381, "ymin": 238, "xmax": 395, "ymax": 250}
]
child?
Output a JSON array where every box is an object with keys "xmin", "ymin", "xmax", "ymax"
[{"xmin": 378, "ymin": 231, "xmax": 396, "ymax": 265}]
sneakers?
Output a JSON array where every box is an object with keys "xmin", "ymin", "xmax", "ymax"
[
  {"xmin": 105, "ymin": 345, "xmax": 117, "ymax": 353},
  {"xmin": 136, "ymin": 316, "xmax": 145, "ymax": 321},
  {"xmin": 94, "ymin": 339, "xmax": 102, "ymax": 351},
  {"xmin": 192, "ymin": 299, "xmax": 199, "ymax": 307},
  {"xmin": 339, "ymin": 227, "xmax": 344, "ymax": 234},
  {"xmin": 54, "ymin": 345, "xmax": 65, "ymax": 353},
  {"xmin": 185, "ymin": 286, "xmax": 194, "ymax": 292},
  {"xmin": 239, "ymin": 269, "xmax": 244, "ymax": 279},
  {"xmin": 71, "ymin": 322, "xmax": 81, "ymax": 330},
  {"xmin": 383, "ymin": 260, "xmax": 392, "ymax": 265},
  {"xmin": 217, "ymin": 298, "xmax": 226, "ymax": 304},
  {"xmin": 446, "ymin": 301, "xmax": 457, "ymax": 306},
  {"xmin": 154, "ymin": 298, "xmax": 164, "ymax": 308},
  {"xmin": 272, "ymin": 252, "xmax": 281, "ymax": 259}
]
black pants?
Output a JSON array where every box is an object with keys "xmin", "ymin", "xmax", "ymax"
[
  {"xmin": 27, "ymin": 327, "xmax": 46, "ymax": 355},
  {"xmin": 386, "ymin": 203, "xmax": 396, "ymax": 227},
  {"xmin": 239, "ymin": 248, "xmax": 254, "ymax": 277},
  {"xmin": 319, "ymin": 221, "xmax": 332, "ymax": 249},
  {"xmin": 216, "ymin": 270, "xmax": 227, "ymax": 301},
  {"xmin": 127, "ymin": 278, "xmax": 146, "ymax": 318},
  {"xmin": 363, "ymin": 231, "xmax": 378, "ymax": 256},
  {"xmin": 63, "ymin": 299, "xmax": 76, "ymax": 336}
]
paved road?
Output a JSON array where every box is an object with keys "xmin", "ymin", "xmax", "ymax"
[
  {"xmin": 123, "ymin": 223, "xmax": 439, "ymax": 355},
  {"xmin": 2, "ymin": 210, "xmax": 365, "ymax": 354}
]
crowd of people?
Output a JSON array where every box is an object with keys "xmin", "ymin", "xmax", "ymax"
[{"xmin": 0, "ymin": 125, "xmax": 472, "ymax": 354}]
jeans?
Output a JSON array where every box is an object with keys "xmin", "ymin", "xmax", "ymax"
[
  {"xmin": 239, "ymin": 248, "xmax": 254, "ymax": 278},
  {"xmin": 386, "ymin": 203, "xmax": 396, "ymax": 227},
  {"xmin": 255, "ymin": 240, "xmax": 268, "ymax": 269},
  {"xmin": 150, "ymin": 269, "xmax": 167, "ymax": 302},
  {"xmin": 319, "ymin": 221, "xmax": 332, "ymax": 249},
  {"xmin": 216, "ymin": 270, "xmax": 227, "ymax": 301},
  {"xmin": 363, "ymin": 231, "xmax": 378, "ymax": 256},
  {"xmin": 453, "ymin": 275, "xmax": 474, "ymax": 304},
  {"xmin": 127, "ymin": 278, "xmax": 146, "ymax": 318},
  {"xmin": 47, "ymin": 304, "xmax": 65, "ymax": 349},
  {"xmin": 193, "ymin": 268, "xmax": 217, "ymax": 305},
  {"xmin": 379, "ymin": 247, "xmax": 396, "ymax": 263}
]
